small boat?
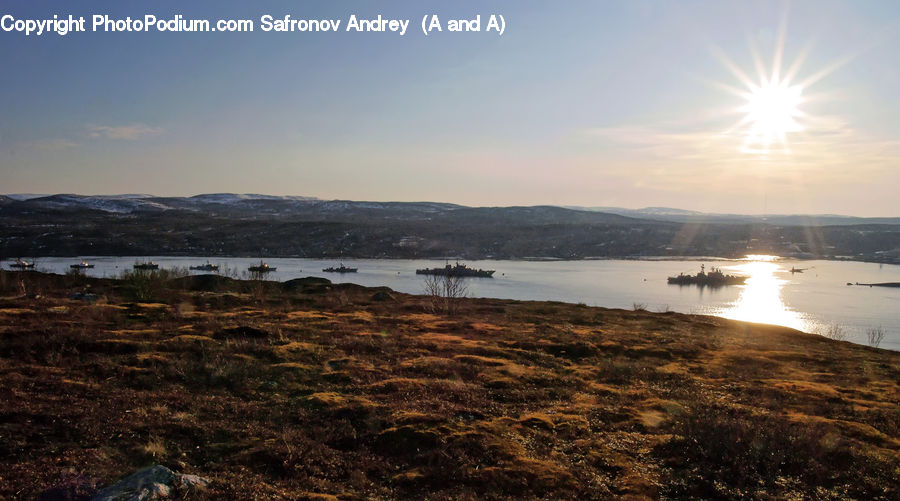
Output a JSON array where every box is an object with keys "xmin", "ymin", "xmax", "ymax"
[
  {"xmin": 190, "ymin": 261, "xmax": 219, "ymax": 272},
  {"xmin": 70, "ymin": 261, "xmax": 95, "ymax": 269},
  {"xmin": 9, "ymin": 258, "xmax": 35, "ymax": 269},
  {"xmin": 789, "ymin": 267, "xmax": 806, "ymax": 273},
  {"xmin": 416, "ymin": 261, "xmax": 495, "ymax": 278},
  {"xmin": 323, "ymin": 263, "xmax": 357, "ymax": 273},
  {"xmin": 248, "ymin": 261, "xmax": 275, "ymax": 273},
  {"xmin": 667, "ymin": 264, "xmax": 746, "ymax": 287},
  {"xmin": 133, "ymin": 262, "xmax": 159, "ymax": 270}
]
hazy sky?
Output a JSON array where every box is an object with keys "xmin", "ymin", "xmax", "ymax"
[{"xmin": 2, "ymin": 1, "xmax": 899, "ymax": 215}]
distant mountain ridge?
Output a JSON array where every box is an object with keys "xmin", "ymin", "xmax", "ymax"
[
  {"xmin": 569, "ymin": 206, "xmax": 900, "ymax": 226},
  {"xmin": 4, "ymin": 193, "xmax": 322, "ymax": 213},
  {"xmin": 4, "ymin": 194, "xmax": 899, "ymax": 225},
  {"xmin": 1, "ymin": 194, "xmax": 898, "ymax": 262},
  {"xmin": 0, "ymin": 194, "xmax": 635, "ymax": 225}
]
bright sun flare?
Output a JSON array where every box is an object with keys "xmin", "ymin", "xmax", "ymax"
[
  {"xmin": 709, "ymin": 16, "xmax": 847, "ymax": 155},
  {"xmin": 740, "ymin": 78, "xmax": 804, "ymax": 150}
]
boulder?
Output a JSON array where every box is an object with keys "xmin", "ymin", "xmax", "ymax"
[
  {"xmin": 70, "ymin": 292, "xmax": 100, "ymax": 303},
  {"xmin": 168, "ymin": 274, "xmax": 236, "ymax": 292},
  {"xmin": 370, "ymin": 290, "xmax": 395, "ymax": 301},
  {"xmin": 91, "ymin": 465, "xmax": 209, "ymax": 501},
  {"xmin": 215, "ymin": 325, "xmax": 269, "ymax": 339},
  {"xmin": 282, "ymin": 276, "xmax": 332, "ymax": 294}
]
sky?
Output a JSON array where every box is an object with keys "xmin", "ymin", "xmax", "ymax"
[{"xmin": 1, "ymin": 0, "xmax": 899, "ymax": 216}]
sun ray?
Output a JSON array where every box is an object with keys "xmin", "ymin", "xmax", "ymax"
[
  {"xmin": 703, "ymin": 11, "xmax": 876, "ymax": 157},
  {"xmin": 694, "ymin": 76, "xmax": 752, "ymax": 99},
  {"xmin": 782, "ymin": 41, "xmax": 812, "ymax": 84},
  {"xmin": 747, "ymin": 36, "xmax": 769, "ymax": 86},
  {"xmin": 709, "ymin": 46, "xmax": 755, "ymax": 89},
  {"xmin": 725, "ymin": 112, "xmax": 754, "ymax": 131},
  {"xmin": 706, "ymin": 19, "xmax": 834, "ymax": 154},
  {"xmin": 771, "ymin": 9, "xmax": 789, "ymax": 84},
  {"xmin": 797, "ymin": 52, "xmax": 855, "ymax": 89}
]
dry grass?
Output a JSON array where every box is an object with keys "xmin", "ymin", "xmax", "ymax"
[{"xmin": 0, "ymin": 270, "xmax": 897, "ymax": 500}]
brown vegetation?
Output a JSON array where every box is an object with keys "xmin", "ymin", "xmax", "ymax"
[{"xmin": 0, "ymin": 270, "xmax": 897, "ymax": 500}]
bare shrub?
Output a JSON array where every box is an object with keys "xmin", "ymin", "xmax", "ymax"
[
  {"xmin": 632, "ymin": 302, "xmax": 647, "ymax": 311},
  {"xmin": 248, "ymin": 275, "xmax": 269, "ymax": 303},
  {"xmin": 120, "ymin": 270, "xmax": 153, "ymax": 301},
  {"xmin": 142, "ymin": 435, "xmax": 167, "ymax": 460},
  {"xmin": 423, "ymin": 273, "xmax": 468, "ymax": 315},
  {"xmin": 657, "ymin": 403, "xmax": 895, "ymax": 499},
  {"xmin": 866, "ymin": 326, "xmax": 885, "ymax": 348},
  {"xmin": 65, "ymin": 267, "xmax": 85, "ymax": 278},
  {"xmin": 14, "ymin": 273, "xmax": 44, "ymax": 297},
  {"xmin": 820, "ymin": 322, "xmax": 846, "ymax": 342},
  {"xmin": 212, "ymin": 263, "xmax": 240, "ymax": 279},
  {"xmin": 119, "ymin": 267, "xmax": 189, "ymax": 301}
]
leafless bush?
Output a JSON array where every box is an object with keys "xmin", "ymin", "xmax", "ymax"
[
  {"xmin": 12, "ymin": 274, "xmax": 38, "ymax": 297},
  {"xmin": 65, "ymin": 267, "xmax": 85, "ymax": 278},
  {"xmin": 632, "ymin": 302, "xmax": 647, "ymax": 311},
  {"xmin": 657, "ymin": 304, "xmax": 672, "ymax": 313},
  {"xmin": 866, "ymin": 326, "xmax": 885, "ymax": 348},
  {"xmin": 118, "ymin": 267, "xmax": 189, "ymax": 301},
  {"xmin": 220, "ymin": 264, "xmax": 241, "ymax": 279},
  {"xmin": 819, "ymin": 322, "xmax": 846, "ymax": 342},
  {"xmin": 423, "ymin": 274, "xmax": 468, "ymax": 315},
  {"xmin": 248, "ymin": 274, "xmax": 269, "ymax": 303}
]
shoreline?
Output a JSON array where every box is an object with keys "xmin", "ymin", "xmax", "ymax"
[{"xmin": 3, "ymin": 269, "xmax": 897, "ymax": 353}]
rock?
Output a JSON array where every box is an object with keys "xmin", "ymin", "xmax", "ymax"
[
  {"xmin": 285, "ymin": 276, "xmax": 332, "ymax": 286},
  {"xmin": 70, "ymin": 292, "xmax": 100, "ymax": 303},
  {"xmin": 282, "ymin": 276, "xmax": 332, "ymax": 294},
  {"xmin": 38, "ymin": 472, "xmax": 99, "ymax": 501},
  {"xmin": 176, "ymin": 473, "xmax": 209, "ymax": 491},
  {"xmin": 215, "ymin": 325, "xmax": 269, "ymax": 339},
  {"xmin": 370, "ymin": 290, "xmax": 394, "ymax": 301},
  {"xmin": 168, "ymin": 274, "xmax": 236, "ymax": 292},
  {"xmin": 91, "ymin": 465, "xmax": 209, "ymax": 501}
]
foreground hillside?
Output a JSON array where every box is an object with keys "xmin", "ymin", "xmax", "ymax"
[{"xmin": 0, "ymin": 271, "xmax": 897, "ymax": 500}]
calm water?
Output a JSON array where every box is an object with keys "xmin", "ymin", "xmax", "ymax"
[{"xmin": 9, "ymin": 255, "xmax": 900, "ymax": 350}]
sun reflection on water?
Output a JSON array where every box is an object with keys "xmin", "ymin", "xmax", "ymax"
[{"xmin": 718, "ymin": 256, "xmax": 812, "ymax": 332}]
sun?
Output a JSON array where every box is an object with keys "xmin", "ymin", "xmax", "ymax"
[
  {"xmin": 707, "ymin": 16, "xmax": 848, "ymax": 156},
  {"xmin": 740, "ymin": 78, "xmax": 804, "ymax": 150}
]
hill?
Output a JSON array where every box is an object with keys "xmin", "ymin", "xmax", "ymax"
[
  {"xmin": 0, "ymin": 270, "xmax": 897, "ymax": 499},
  {"xmin": 576, "ymin": 206, "xmax": 900, "ymax": 226},
  {"xmin": 1, "ymin": 194, "xmax": 899, "ymax": 262}
]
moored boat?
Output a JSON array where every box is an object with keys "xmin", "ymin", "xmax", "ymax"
[
  {"xmin": 190, "ymin": 261, "xmax": 219, "ymax": 272},
  {"xmin": 9, "ymin": 258, "xmax": 35, "ymax": 269},
  {"xmin": 667, "ymin": 264, "xmax": 746, "ymax": 287},
  {"xmin": 133, "ymin": 262, "xmax": 159, "ymax": 270},
  {"xmin": 70, "ymin": 261, "xmax": 94, "ymax": 269},
  {"xmin": 248, "ymin": 261, "xmax": 275, "ymax": 273},
  {"xmin": 416, "ymin": 261, "xmax": 495, "ymax": 278},
  {"xmin": 323, "ymin": 263, "xmax": 357, "ymax": 273}
]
